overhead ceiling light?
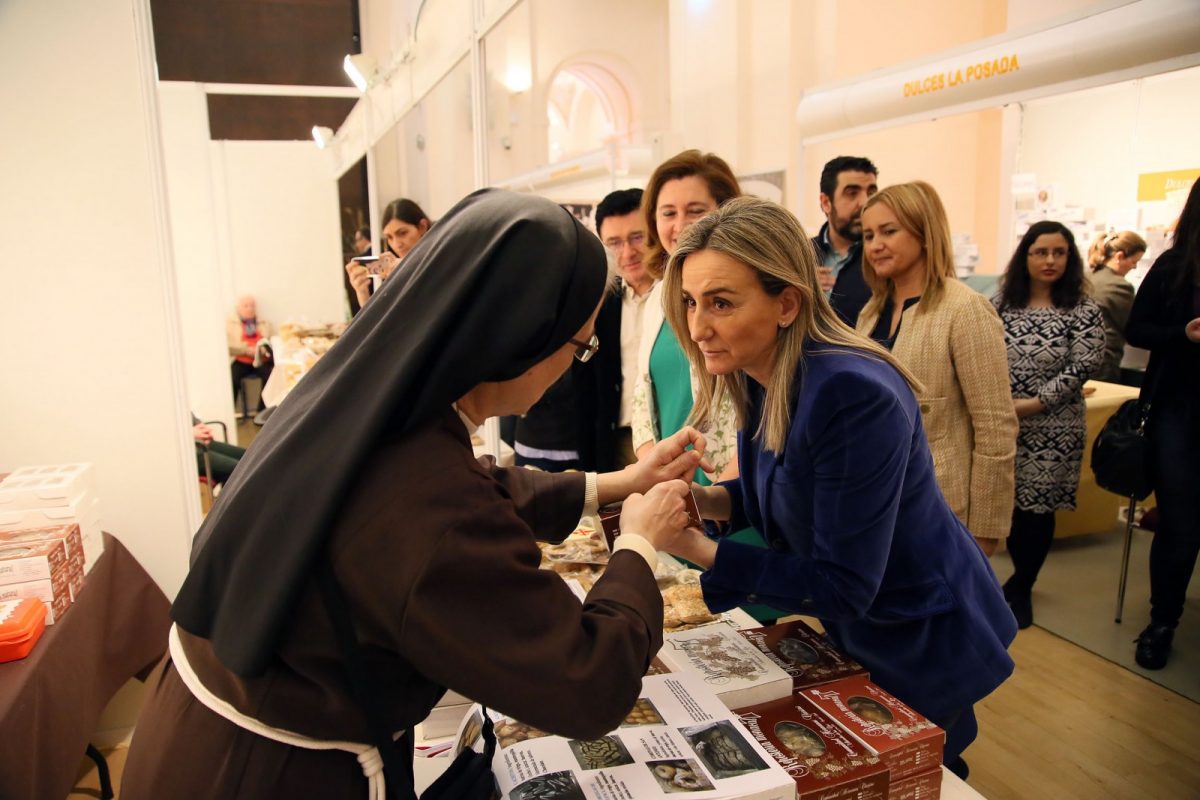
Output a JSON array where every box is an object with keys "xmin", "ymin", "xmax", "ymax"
[
  {"xmin": 311, "ymin": 126, "xmax": 334, "ymax": 149},
  {"xmin": 343, "ymin": 53, "xmax": 377, "ymax": 92}
]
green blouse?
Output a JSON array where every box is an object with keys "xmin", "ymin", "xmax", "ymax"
[
  {"xmin": 649, "ymin": 322, "xmax": 710, "ymax": 486},
  {"xmin": 649, "ymin": 322, "xmax": 781, "ymax": 623}
]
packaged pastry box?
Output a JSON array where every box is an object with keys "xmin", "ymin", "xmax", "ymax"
[
  {"xmin": 735, "ymin": 692, "xmax": 890, "ymax": 800},
  {"xmin": 739, "ymin": 619, "xmax": 869, "ymax": 690},
  {"xmin": 799, "ymin": 677, "xmax": 944, "ymax": 781},
  {"xmin": 0, "ymin": 498, "xmax": 102, "ymax": 574},
  {"xmin": 0, "ymin": 523, "xmax": 86, "ymax": 599},
  {"xmin": 0, "ymin": 463, "xmax": 92, "ymax": 509},
  {"xmin": 0, "ymin": 539, "xmax": 68, "ymax": 585},
  {"xmin": 0, "ymin": 541, "xmax": 74, "ymax": 624},
  {"xmin": 0, "ymin": 464, "xmax": 103, "ymax": 573},
  {"xmin": 889, "ymin": 767, "xmax": 942, "ymax": 800},
  {"xmin": 0, "ymin": 597, "xmax": 48, "ymax": 663}
]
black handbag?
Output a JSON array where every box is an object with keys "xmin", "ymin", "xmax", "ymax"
[
  {"xmin": 318, "ymin": 558, "xmax": 498, "ymax": 800},
  {"xmin": 1091, "ymin": 397, "xmax": 1154, "ymax": 500}
]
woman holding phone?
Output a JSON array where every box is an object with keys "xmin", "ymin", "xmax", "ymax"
[{"xmin": 345, "ymin": 198, "xmax": 433, "ymax": 311}]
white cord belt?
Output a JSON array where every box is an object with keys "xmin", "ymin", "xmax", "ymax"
[{"xmin": 169, "ymin": 624, "xmax": 400, "ymax": 800}]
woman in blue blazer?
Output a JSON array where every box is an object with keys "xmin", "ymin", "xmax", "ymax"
[{"xmin": 656, "ymin": 197, "xmax": 1017, "ymax": 777}]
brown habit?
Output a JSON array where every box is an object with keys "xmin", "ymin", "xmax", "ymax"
[{"xmin": 122, "ymin": 408, "xmax": 663, "ymax": 798}]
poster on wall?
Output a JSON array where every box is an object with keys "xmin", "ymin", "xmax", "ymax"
[{"xmin": 737, "ymin": 170, "xmax": 785, "ymax": 206}]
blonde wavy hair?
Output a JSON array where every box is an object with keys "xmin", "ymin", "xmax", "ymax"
[
  {"xmin": 662, "ymin": 196, "xmax": 917, "ymax": 453},
  {"xmin": 859, "ymin": 181, "xmax": 957, "ymax": 324}
]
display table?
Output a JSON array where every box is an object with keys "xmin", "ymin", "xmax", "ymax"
[
  {"xmin": 1055, "ymin": 380, "xmax": 1145, "ymax": 537},
  {"xmin": 0, "ymin": 533, "xmax": 172, "ymax": 800},
  {"xmin": 414, "ymin": 758, "xmax": 987, "ymax": 798}
]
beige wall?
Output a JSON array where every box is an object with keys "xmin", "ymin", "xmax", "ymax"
[{"xmin": 0, "ymin": 0, "xmax": 196, "ymax": 597}]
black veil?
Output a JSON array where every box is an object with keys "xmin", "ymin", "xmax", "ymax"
[{"xmin": 172, "ymin": 189, "xmax": 608, "ymax": 676}]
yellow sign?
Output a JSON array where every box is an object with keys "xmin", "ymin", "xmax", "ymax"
[
  {"xmin": 1137, "ymin": 169, "xmax": 1200, "ymax": 202},
  {"xmin": 903, "ymin": 53, "xmax": 1021, "ymax": 99}
]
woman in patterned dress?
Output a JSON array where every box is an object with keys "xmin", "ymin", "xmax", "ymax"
[{"xmin": 993, "ymin": 221, "xmax": 1105, "ymax": 629}]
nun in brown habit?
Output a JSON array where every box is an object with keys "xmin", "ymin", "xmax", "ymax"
[{"xmin": 122, "ymin": 189, "xmax": 710, "ymax": 799}]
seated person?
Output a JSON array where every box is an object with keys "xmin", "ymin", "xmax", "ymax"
[
  {"xmin": 227, "ymin": 295, "xmax": 273, "ymax": 414},
  {"xmin": 192, "ymin": 416, "xmax": 245, "ymax": 486}
]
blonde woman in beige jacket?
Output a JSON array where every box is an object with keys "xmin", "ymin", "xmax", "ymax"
[{"xmin": 856, "ymin": 182, "xmax": 1017, "ymax": 554}]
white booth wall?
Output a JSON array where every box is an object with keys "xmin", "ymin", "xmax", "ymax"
[
  {"xmin": 157, "ymin": 82, "xmax": 347, "ymax": 428},
  {"xmin": 0, "ymin": 0, "xmax": 196, "ymax": 597},
  {"xmin": 209, "ymin": 141, "xmax": 345, "ymax": 326},
  {"xmin": 1015, "ymin": 65, "xmax": 1200, "ymax": 238}
]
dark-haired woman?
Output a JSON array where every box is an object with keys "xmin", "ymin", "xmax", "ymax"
[
  {"xmin": 345, "ymin": 198, "xmax": 433, "ymax": 310},
  {"xmin": 1125, "ymin": 179, "xmax": 1200, "ymax": 670},
  {"xmin": 993, "ymin": 221, "xmax": 1104, "ymax": 629},
  {"xmin": 123, "ymin": 190, "xmax": 705, "ymax": 798}
]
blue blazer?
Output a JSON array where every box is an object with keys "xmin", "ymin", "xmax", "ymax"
[{"xmin": 700, "ymin": 344, "xmax": 1016, "ymax": 722}]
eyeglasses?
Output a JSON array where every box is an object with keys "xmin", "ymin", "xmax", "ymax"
[
  {"xmin": 1029, "ymin": 248, "xmax": 1069, "ymax": 260},
  {"xmin": 602, "ymin": 232, "xmax": 646, "ymax": 253},
  {"xmin": 568, "ymin": 333, "xmax": 600, "ymax": 363}
]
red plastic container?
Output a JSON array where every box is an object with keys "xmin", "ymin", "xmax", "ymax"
[{"xmin": 0, "ymin": 597, "xmax": 47, "ymax": 662}]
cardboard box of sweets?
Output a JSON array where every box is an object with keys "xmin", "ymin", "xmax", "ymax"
[
  {"xmin": 800, "ymin": 676, "xmax": 944, "ymax": 781},
  {"xmin": 0, "ymin": 570, "xmax": 72, "ymax": 625},
  {"xmin": 0, "ymin": 540, "xmax": 68, "ymax": 586},
  {"xmin": 739, "ymin": 619, "xmax": 869, "ymax": 689},
  {"xmin": 889, "ymin": 767, "xmax": 942, "ymax": 800},
  {"xmin": 0, "ymin": 524, "xmax": 86, "ymax": 600},
  {"xmin": 0, "ymin": 496, "xmax": 102, "ymax": 574},
  {"xmin": 0, "ymin": 464, "xmax": 92, "ymax": 510},
  {"xmin": 735, "ymin": 692, "xmax": 890, "ymax": 800},
  {"xmin": 656, "ymin": 622, "xmax": 793, "ymax": 709}
]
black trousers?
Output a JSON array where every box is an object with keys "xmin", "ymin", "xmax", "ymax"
[
  {"xmin": 231, "ymin": 360, "xmax": 273, "ymax": 411},
  {"xmin": 1006, "ymin": 508, "xmax": 1056, "ymax": 594},
  {"xmin": 1147, "ymin": 402, "xmax": 1200, "ymax": 627}
]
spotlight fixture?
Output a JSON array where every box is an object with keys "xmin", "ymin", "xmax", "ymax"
[
  {"xmin": 311, "ymin": 126, "xmax": 334, "ymax": 149},
  {"xmin": 343, "ymin": 53, "xmax": 378, "ymax": 92}
]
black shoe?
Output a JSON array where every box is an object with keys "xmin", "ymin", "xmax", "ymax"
[
  {"xmin": 1135, "ymin": 623, "xmax": 1174, "ymax": 670},
  {"xmin": 1002, "ymin": 579, "xmax": 1033, "ymax": 629},
  {"xmin": 1009, "ymin": 592, "xmax": 1033, "ymax": 630}
]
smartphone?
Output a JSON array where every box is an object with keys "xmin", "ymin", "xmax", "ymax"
[{"xmin": 352, "ymin": 255, "xmax": 382, "ymax": 275}]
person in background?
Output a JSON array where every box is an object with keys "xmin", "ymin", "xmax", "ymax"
[
  {"xmin": 993, "ymin": 221, "xmax": 1104, "ymax": 629},
  {"xmin": 856, "ymin": 182, "xmax": 1017, "ymax": 556},
  {"xmin": 123, "ymin": 190, "xmax": 704, "ymax": 798},
  {"xmin": 345, "ymin": 198, "xmax": 433, "ymax": 311},
  {"xmin": 657, "ymin": 197, "xmax": 1015, "ymax": 780},
  {"xmin": 1087, "ymin": 230, "xmax": 1146, "ymax": 383},
  {"xmin": 192, "ymin": 415, "xmax": 245, "ymax": 486},
  {"xmin": 514, "ymin": 368, "xmax": 587, "ymax": 471},
  {"xmin": 584, "ymin": 188, "xmax": 655, "ymax": 469},
  {"xmin": 343, "ymin": 226, "xmax": 374, "ymax": 316},
  {"xmin": 632, "ymin": 150, "xmax": 740, "ymax": 480},
  {"xmin": 811, "ymin": 156, "xmax": 879, "ymax": 326},
  {"xmin": 1125, "ymin": 179, "xmax": 1200, "ymax": 670},
  {"xmin": 353, "ymin": 226, "xmax": 372, "ymax": 257},
  {"xmin": 227, "ymin": 295, "xmax": 273, "ymax": 416}
]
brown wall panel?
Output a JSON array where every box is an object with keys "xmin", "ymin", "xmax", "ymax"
[
  {"xmin": 151, "ymin": 0, "xmax": 357, "ymax": 87},
  {"xmin": 207, "ymin": 94, "xmax": 356, "ymax": 140}
]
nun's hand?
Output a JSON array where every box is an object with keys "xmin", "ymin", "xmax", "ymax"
[
  {"xmin": 628, "ymin": 426, "xmax": 713, "ymax": 494},
  {"xmin": 620, "ymin": 480, "xmax": 691, "ymax": 551}
]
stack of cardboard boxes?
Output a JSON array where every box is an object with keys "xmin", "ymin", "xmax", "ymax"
[
  {"xmin": 0, "ymin": 464, "xmax": 104, "ymax": 628},
  {"xmin": 659, "ymin": 618, "xmax": 945, "ymax": 799}
]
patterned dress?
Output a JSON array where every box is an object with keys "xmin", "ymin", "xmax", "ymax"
[{"xmin": 993, "ymin": 298, "xmax": 1105, "ymax": 512}]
